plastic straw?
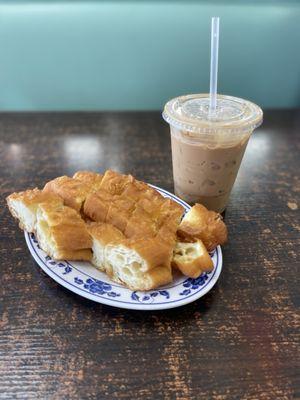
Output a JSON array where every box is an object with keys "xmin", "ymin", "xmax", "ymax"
[{"xmin": 209, "ymin": 17, "xmax": 220, "ymax": 114}]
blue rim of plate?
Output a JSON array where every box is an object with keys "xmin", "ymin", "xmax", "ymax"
[{"xmin": 24, "ymin": 184, "xmax": 223, "ymax": 310}]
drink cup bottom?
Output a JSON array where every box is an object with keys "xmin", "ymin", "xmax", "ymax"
[{"xmin": 170, "ymin": 126, "xmax": 251, "ymax": 213}]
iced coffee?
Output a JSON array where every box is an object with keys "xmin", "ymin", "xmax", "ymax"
[{"xmin": 163, "ymin": 94, "xmax": 263, "ymax": 212}]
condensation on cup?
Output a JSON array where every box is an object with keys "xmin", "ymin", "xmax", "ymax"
[{"xmin": 163, "ymin": 94, "xmax": 263, "ymax": 213}]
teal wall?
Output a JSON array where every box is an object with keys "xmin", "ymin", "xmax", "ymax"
[{"xmin": 0, "ymin": 1, "xmax": 299, "ymax": 111}]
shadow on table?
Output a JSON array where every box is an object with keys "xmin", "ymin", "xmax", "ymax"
[
  {"xmin": 33, "ymin": 261, "xmax": 221, "ymax": 327},
  {"xmin": 62, "ymin": 279, "xmax": 219, "ymax": 321},
  {"xmin": 102, "ymin": 286, "xmax": 219, "ymax": 320}
]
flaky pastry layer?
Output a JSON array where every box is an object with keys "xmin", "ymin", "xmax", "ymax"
[
  {"xmin": 88, "ymin": 222, "xmax": 173, "ymax": 290},
  {"xmin": 177, "ymin": 203, "xmax": 227, "ymax": 251},
  {"xmin": 6, "ymin": 188, "xmax": 63, "ymax": 232},
  {"xmin": 6, "ymin": 170, "xmax": 228, "ymax": 289},
  {"xmin": 36, "ymin": 202, "xmax": 92, "ymax": 260}
]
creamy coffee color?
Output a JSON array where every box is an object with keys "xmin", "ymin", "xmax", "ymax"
[
  {"xmin": 171, "ymin": 127, "xmax": 250, "ymax": 212},
  {"xmin": 163, "ymin": 94, "xmax": 263, "ymax": 212}
]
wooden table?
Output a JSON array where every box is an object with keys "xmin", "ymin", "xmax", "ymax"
[{"xmin": 0, "ymin": 110, "xmax": 299, "ymax": 400}]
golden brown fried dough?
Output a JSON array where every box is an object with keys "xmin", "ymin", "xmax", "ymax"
[
  {"xmin": 88, "ymin": 222, "xmax": 173, "ymax": 290},
  {"xmin": 43, "ymin": 176, "xmax": 91, "ymax": 212},
  {"xmin": 36, "ymin": 202, "xmax": 92, "ymax": 260},
  {"xmin": 172, "ymin": 239, "xmax": 213, "ymax": 278},
  {"xmin": 6, "ymin": 188, "xmax": 63, "ymax": 232},
  {"xmin": 73, "ymin": 171, "xmax": 103, "ymax": 191},
  {"xmin": 177, "ymin": 203, "xmax": 227, "ymax": 251}
]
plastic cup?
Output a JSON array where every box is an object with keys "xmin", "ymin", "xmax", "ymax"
[{"xmin": 163, "ymin": 93, "xmax": 263, "ymax": 213}]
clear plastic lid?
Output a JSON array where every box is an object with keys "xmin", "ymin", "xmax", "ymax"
[{"xmin": 163, "ymin": 94, "xmax": 263, "ymax": 134}]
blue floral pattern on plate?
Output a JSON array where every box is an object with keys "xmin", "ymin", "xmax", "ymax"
[
  {"xmin": 179, "ymin": 274, "xmax": 209, "ymax": 296},
  {"xmin": 131, "ymin": 289, "xmax": 170, "ymax": 303},
  {"xmin": 75, "ymin": 277, "xmax": 121, "ymax": 297},
  {"xmin": 25, "ymin": 185, "xmax": 222, "ymax": 310}
]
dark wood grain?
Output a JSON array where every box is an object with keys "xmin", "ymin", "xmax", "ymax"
[{"xmin": 0, "ymin": 110, "xmax": 299, "ymax": 400}]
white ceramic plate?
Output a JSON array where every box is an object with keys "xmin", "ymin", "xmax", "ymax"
[{"xmin": 25, "ymin": 185, "xmax": 222, "ymax": 310}]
